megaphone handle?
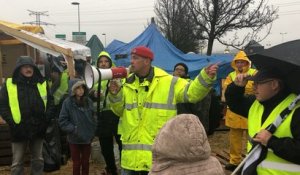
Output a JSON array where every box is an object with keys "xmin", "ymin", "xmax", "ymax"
[
  {"xmin": 102, "ymin": 80, "xmax": 110, "ymax": 109},
  {"xmin": 96, "ymin": 68, "xmax": 102, "ymax": 118}
]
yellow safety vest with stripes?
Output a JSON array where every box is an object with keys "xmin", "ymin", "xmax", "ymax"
[
  {"xmin": 53, "ymin": 70, "xmax": 69, "ymax": 105},
  {"xmin": 248, "ymin": 93, "xmax": 300, "ymax": 175},
  {"xmin": 6, "ymin": 78, "xmax": 47, "ymax": 124},
  {"xmin": 109, "ymin": 67, "xmax": 214, "ymax": 171}
]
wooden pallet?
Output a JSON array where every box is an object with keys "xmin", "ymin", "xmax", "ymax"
[
  {"xmin": 213, "ymin": 149, "xmax": 247, "ymax": 165},
  {"xmin": 213, "ymin": 150, "xmax": 230, "ymax": 165}
]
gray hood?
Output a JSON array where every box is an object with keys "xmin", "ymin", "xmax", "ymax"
[
  {"xmin": 68, "ymin": 78, "xmax": 88, "ymax": 96},
  {"xmin": 150, "ymin": 114, "xmax": 224, "ymax": 175}
]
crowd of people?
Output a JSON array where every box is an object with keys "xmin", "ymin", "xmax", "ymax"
[{"xmin": 0, "ymin": 44, "xmax": 299, "ymax": 175}]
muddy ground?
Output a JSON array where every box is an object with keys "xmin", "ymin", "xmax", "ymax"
[{"xmin": 0, "ymin": 130, "xmax": 233, "ymax": 175}]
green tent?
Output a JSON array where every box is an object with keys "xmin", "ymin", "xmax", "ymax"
[{"xmin": 86, "ymin": 35, "xmax": 104, "ymax": 65}]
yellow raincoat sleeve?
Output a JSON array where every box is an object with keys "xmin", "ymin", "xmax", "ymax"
[
  {"xmin": 177, "ymin": 68, "xmax": 216, "ymax": 103},
  {"xmin": 108, "ymin": 68, "xmax": 215, "ymax": 117},
  {"xmin": 221, "ymin": 74, "xmax": 233, "ymax": 102}
]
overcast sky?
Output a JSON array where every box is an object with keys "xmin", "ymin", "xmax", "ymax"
[{"xmin": 1, "ymin": 0, "xmax": 300, "ymax": 52}]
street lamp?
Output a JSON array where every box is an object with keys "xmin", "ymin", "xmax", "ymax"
[
  {"xmin": 280, "ymin": 32, "xmax": 287, "ymax": 43},
  {"xmin": 71, "ymin": 2, "xmax": 80, "ymax": 32},
  {"xmin": 102, "ymin": 33, "xmax": 106, "ymax": 48}
]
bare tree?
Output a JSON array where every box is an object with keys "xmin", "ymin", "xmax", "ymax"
[
  {"xmin": 188, "ymin": 0, "xmax": 278, "ymax": 55},
  {"xmin": 154, "ymin": 0, "xmax": 204, "ymax": 53}
]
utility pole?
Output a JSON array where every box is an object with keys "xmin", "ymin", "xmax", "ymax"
[
  {"xmin": 71, "ymin": 2, "xmax": 81, "ymax": 32},
  {"xmin": 102, "ymin": 33, "xmax": 107, "ymax": 48},
  {"xmin": 23, "ymin": 10, "xmax": 55, "ymax": 26}
]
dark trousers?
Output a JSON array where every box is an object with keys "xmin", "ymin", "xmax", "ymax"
[
  {"xmin": 69, "ymin": 143, "xmax": 91, "ymax": 175},
  {"xmin": 99, "ymin": 134, "xmax": 122, "ymax": 174}
]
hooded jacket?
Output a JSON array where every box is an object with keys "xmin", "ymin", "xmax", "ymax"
[
  {"xmin": 223, "ymin": 51, "xmax": 256, "ymax": 129},
  {"xmin": 59, "ymin": 78, "xmax": 96, "ymax": 144},
  {"xmin": 0, "ymin": 56, "xmax": 55, "ymax": 142},
  {"xmin": 149, "ymin": 114, "xmax": 224, "ymax": 175},
  {"xmin": 93, "ymin": 51, "xmax": 120, "ymax": 137},
  {"xmin": 94, "ymin": 51, "xmax": 115, "ymax": 111}
]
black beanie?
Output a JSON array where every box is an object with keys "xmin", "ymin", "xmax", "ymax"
[{"xmin": 174, "ymin": 62, "xmax": 189, "ymax": 75}]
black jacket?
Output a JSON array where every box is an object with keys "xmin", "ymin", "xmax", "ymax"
[
  {"xmin": 0, "ymin": 56, "xmax": 55, "ymax": 142},
  {"xmin": 225, "ymin": 83, "xmax": 300, "ymax": 164}
]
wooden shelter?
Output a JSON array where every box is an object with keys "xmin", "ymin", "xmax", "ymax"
[
  {"xmin": 0, "ymin": 20, "xmax": 91, "ymax": 165},
  {"xmin": 0, "ymin": 20, "xmax": 91, "ymax": 86}
]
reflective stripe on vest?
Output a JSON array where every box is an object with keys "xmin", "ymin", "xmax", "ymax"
[
  {"xmin": 258, "ymin": 160, "xmax": 300, "ymax": 173},
  {"xmin": 6, "ymin": 78, "xmax": 47, "ymax": 124},
  {"xmin": 53, "ymin": 71, "xmax": 68, "ymax": 105},
  {"xmin": 124, "ymin": 76, "xmax": 178, "ymax": 111},
  {"xmin": 198, "ymin": 74, "xmax": 211, "ymax": 88},
  {"xmin": 122, "ymin": 144, "xmax": 152, "ymax": 151}
]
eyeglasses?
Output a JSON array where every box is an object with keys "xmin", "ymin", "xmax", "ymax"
[
  {"xmin": 253, "ymin": 79, "xmax": 274, "ymax": 86},
  {"xmin": 175, "ymin": 67, "xmax": 186, "ymax": 72}
]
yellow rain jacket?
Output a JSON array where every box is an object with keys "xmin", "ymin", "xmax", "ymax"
[
  {"xmin": 223, "ymin": 51, "xmax": 256, "ymax": 129},
  {"xmin": 109, "ymin": 66, "xmax": 215, "ymax": 171}
]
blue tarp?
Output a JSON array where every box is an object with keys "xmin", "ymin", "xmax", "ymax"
[
  {"xmin": 108, "ymin": 23, "xmax": 234, "ymax": 95},
  {"xmin": 106, "ymin": 39, "xmax": 126, "ymax": 53}
]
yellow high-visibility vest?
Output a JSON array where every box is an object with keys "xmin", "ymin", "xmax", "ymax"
[
  {"xmin": 53, "ymin": 70, "xmax": 68, "ymax": 105},
  {"xmin": 6, "ymin": 78, "xmax": 47, "ymax": 124},
  {"xmin": 248, "ymin": 94, "xmax": 300, "ymax": 175}
]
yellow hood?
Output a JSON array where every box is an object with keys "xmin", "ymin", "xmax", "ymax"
[
  {"xmin": 231, "ymin": 50, "xmax": 251, "ymax": 73},
  {"xmin": 96, "ymin": 51, "xmax": 115, "ymax": 68}
]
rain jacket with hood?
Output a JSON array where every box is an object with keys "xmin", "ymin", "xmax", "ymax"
[
  {"xmin": 149, "ymin": 114, "xmax": 224, "ymax": 175},
  {"xmin": 0, "ymin": 56, "xmax": 55, "ymax": 142},
  {"xmin": 222, "ymin": 51, "xmax": 256, "ymax": 166},
  {"xmin": 109, "ymin": 66, "xmax": 215, "ymax": 171},
  {"xmin": 93, "ymin": 51, "xmax": 120, "ymax": 137},
  {"xmin": 93, "ymin": 51, "xmax": 121, "ymax": 175},
  {"xmin": 59, "ymin": 79, "xmax": 96, "ymax": 144},
  {"xmin": 223, "ymin": 51, "xmax": 256, "ymax": 129}
]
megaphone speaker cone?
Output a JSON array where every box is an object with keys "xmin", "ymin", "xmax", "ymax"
[
  {"xmin": 84, "ymin": 64, "xmax": 129, "ymax": 89},
  {"xmin": 84, "ymin": 64, "xmax": 99, "ymax": 89}
]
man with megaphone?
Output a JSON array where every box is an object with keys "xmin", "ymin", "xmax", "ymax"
[{"xmin": 107, "ymin": 46, "xmax": 219, "ymax": 175}]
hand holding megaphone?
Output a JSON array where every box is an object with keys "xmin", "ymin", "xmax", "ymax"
[
  {"xmin": 93, "ymin": 89, "xmax": 104, "ymax": 98},
  {"xmin": 109, "ymin": 79, "xmax": 122, "ymax": 95},
  {"xmin": 84, "ymin": 64, "xmax": 129, "ymax": 89}
]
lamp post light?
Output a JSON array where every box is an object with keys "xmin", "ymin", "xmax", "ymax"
[
  {"xmin": 102, "ymin": 33, "xmax": 107, "ymax": 48},
  {"xmin": 71, "ymin": 2, "xmax": 80, "ymax": 32},
  {"xmin": 280, "ymin": 32, "xmax": 287, "ymax": 43}
]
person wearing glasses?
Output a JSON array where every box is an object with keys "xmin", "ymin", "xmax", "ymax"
[{"xmin": 225, "ymin": 68, "xmax": 300, "ymax": 174}]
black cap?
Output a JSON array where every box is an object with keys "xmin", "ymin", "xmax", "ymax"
[{"xmin": 248, "ymin": 69, "xmax": 284, "ymax": 82}]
